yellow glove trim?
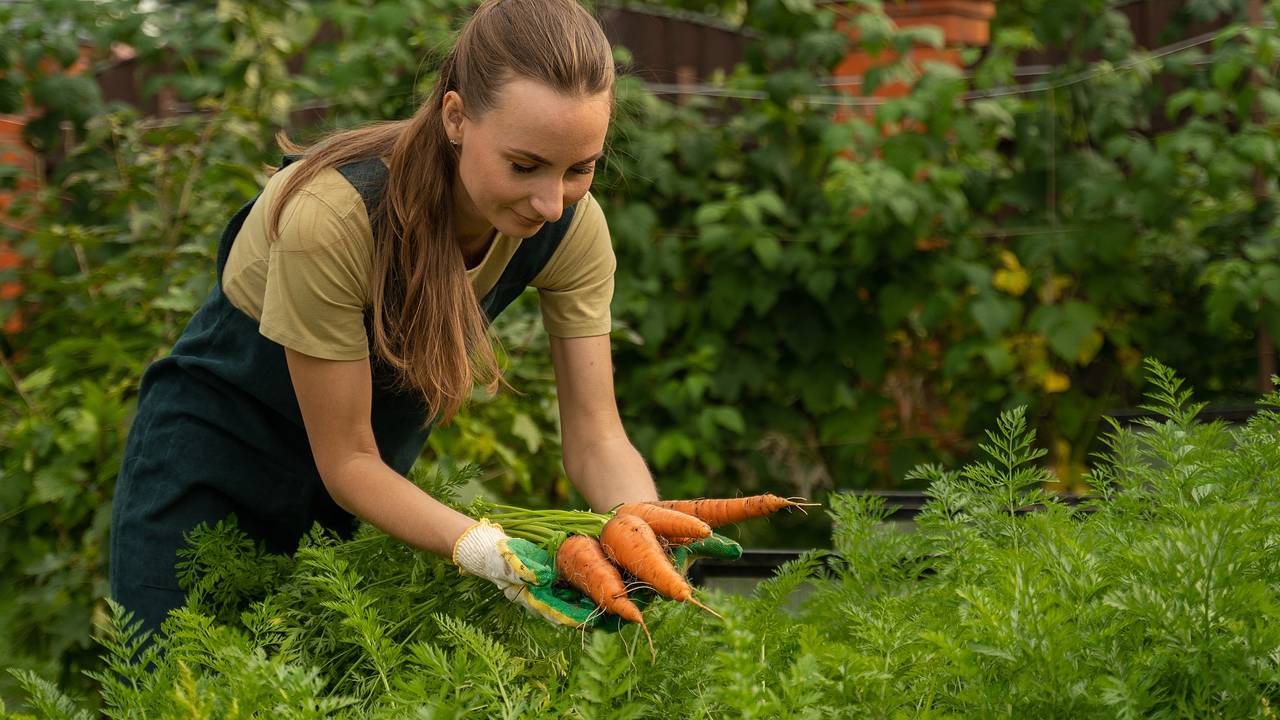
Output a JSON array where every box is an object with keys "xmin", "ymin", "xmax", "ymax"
[
  {"xmin": 517, "ymin": 586, "xmax": 586, "ymax": 628},
  {"xmin": 497, "ymin": 541, "xmax": 542, "ymax": 585}
]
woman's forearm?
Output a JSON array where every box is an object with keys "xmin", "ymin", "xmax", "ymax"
[
  {"xmin": 564, "ymin": 435, "xmax": 659, "ymax": 512},
  {"xmin": 322, "ymin": 453, "xmax": 475, "ymax": 557}
]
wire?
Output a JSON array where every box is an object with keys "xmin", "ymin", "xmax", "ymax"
[
  {"xmin": 129, "ymin": 17, "xmax": 1276, "ymax": 124},
  {"xmin": 651, "ymin": 21, "xmax": 1275, "ymax": 107}
]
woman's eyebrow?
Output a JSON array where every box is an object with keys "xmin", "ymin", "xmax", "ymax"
[{"xmin": 507, "ymin": 147, "xmax": 603, "ymax": 165}]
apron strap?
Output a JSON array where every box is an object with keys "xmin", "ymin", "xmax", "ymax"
[
  {"xmin": 224, "ymin": 153, "xmax": 574, "ymax": 321},
  {"xmin": 213, "ymin": 154, "xmax": 309, "ymax": 281}
]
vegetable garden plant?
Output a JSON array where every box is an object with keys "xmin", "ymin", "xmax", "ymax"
[
  {"xmin": 6, "ymin": 360, "xmax": 1280, "ymax": 718},
  {"xmin": 4, "ymin": 0, "xmax": 1280, "ymax": 709}
]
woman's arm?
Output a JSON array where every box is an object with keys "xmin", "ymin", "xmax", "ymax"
[
  {"xmin": 550, "ymin": 334, "xmax": 659, "ymax": 511},
  {"xmin": 285, "ymin": 348, "xmax": 474, "ymax": 556}
]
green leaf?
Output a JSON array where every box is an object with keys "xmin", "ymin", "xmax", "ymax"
[
  {"xmin": 32, "ymin": 471, "xmax": 81, "ymax": 504},
  {"xmin": 750, "ymin": 190, "xmax": 787, "ymax": 220},
  {"xmin": 652, "ymin": 431, "xmax": 696, "ymax": 469},
  {"xmin": 805, "ymin": 269, "xmax": 837, "ymax": 300},
  {"xmin": 707, "ymin": 406, "xmax": 746, "ymax": 434},
  {"xmin": 1166, "ymin": 88, "xmax": 1200, "ymax": 120},
  {"xmin": 8, "ymin": 669, "xmax": 93, "ymax": 720},
  {"xmin": 899, "ymin": 25, "xmax": 945, "ymax": 50},
  {"xmin": 20, "ymin": 366, "xmax": 57, "ymax": 395},
  {"xmin": 982, "ymin": 343, "xmax": 1014, "ymax": 374},
  {"xmin": 971, "ymin": 295, "xmax": 1021, "ymax": 338},
  {"xmin": 818, "ymin": 405, "xmax": 879, "ymax": 444},
  {"xmin": 693, "ymin": 202, "xmax": 730, "ymax": 226},
  {"xmin": 1029, "ymin": 301, "xmax": 1101, "ymax": 364},
  {"xmin": 0, "ymin": 76, "xmax": 21, "ymax": 114},
  {"xmin": 1211, "ymin": 57, "xmax": 1244, "ymax": 91},
  {"xmin": 885, "ymin": 192, "xmax": 918, "ymax": 225},
  {"xmin": 1258, "ymin": 88, "xmax": 1280, "ymax": 119},
  {"xmin": 151, "ymin": 286, "xmax": 199, "ymax": 314},
  {"xmin": 1204, "ymin": 286, "xmax": 1240, "ymax": 330},
  {"xmin": 30, "ymin": 75, "xmax": 101, "ymax": 120},
  {"xmin": 753, "ymin": 234, "xmax": 783, "ymax": 269},
  {"xmin": 878, "ymin": 284, "xmax": 915, "ymax": 326},
  {"xmin": 1234, "ymin": 134, "xmax": 1277, "ymax": 166},
  {"xmin": 510, "ymin": 413, "xmax": 542, "ymax": 453}
]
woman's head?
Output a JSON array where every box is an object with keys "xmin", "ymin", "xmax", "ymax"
[
  {"xmin": 449, "ymin": 0, "xmax": 616, "ymax": 111},
  {"xmin": 445, "ymin": 77, "xmax": 610, "ymax": 241},
  {"xmin": 270, "ymin": 0, "xmax": 616, "ymax": 424},
  {"xmin": 440, "ymin": 0, "xmax": 615, "ymax": 239}
]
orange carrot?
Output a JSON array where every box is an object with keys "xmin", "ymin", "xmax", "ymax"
[
  {"xmin": 614, "ymin": 502, "xmax": 712, "ymax": 540},
  {"xmin": 556, "ymin": 534, "xmax": 653, "ymax": 658},
  {"xmin": 651, "ymin": 493, "xmax": 816, "ymax": 528},
  {"xmin": 599, "ymin": 514, "xmax": 720, "ymax": 619}
]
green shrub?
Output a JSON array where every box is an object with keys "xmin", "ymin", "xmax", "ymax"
[{"xmin": 4, "ymin": 0, "xmax": 1280, "ymax": 702}]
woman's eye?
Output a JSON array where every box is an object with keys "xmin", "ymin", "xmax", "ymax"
[
  {"xmin": 572, "ymin": 164, "xmax": 595, "ymax": 176},
  {"xmin": 511, "ymin": 163, "xmax": 537, "ymax": 174}
]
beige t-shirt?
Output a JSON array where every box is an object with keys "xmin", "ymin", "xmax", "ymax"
[{"xmin": 221, "ymin": 159, "xmax": 615, "ymax": 361}]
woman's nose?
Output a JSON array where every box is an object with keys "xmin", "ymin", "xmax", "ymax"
[{"xmin": 530, "ymin": 180, "xmax": 564, "ymax": 223}]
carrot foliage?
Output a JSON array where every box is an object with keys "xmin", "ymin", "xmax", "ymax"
[{"xmin": 8, "ymin": 361, "xmax": 1280, "ymax": 718}]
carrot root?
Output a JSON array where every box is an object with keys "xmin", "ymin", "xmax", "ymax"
[
  {"xmin": 601, "ymin": 514, "xmax": 713, "ymax": 620},
  {"xmin": 556, "ymin": 534, "xmax": 652, "ymax": 658},
  {"xmin": 614, "ymin": 503, "xmax": 712, "ymax": 540},
  {"xmin": 651, "ymin": 493, "xmax": 818, "ymax": 527},
  {"xmin": 686, "ymin": 595, "xmax": 723, "ymax": 620}
]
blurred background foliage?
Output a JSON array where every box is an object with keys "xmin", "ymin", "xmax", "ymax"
[{"xmin": 1, "ymin": 0, "xmax": 1277, "ymax": 701}]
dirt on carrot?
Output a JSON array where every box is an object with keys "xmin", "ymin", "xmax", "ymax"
[
  {"xmin": 614, "ymin": 502, "xmax": 712, "ymax": 540},
  {"xmin": 599, "ymin": 514, "xmax": 720, "ymax": 619},
  {"xmin": 556, "ymin": 534, "xmax": 654, "ymax": 659}
]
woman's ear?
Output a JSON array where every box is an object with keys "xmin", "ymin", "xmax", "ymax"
[{"xmin": 442, "ymin": 91, "xmax": 466, "ymax": 145}]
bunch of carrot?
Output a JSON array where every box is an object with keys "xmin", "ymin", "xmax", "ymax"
[{"xmin": 483, "ymin": 493, "xmax": 816, "ymax": 658}]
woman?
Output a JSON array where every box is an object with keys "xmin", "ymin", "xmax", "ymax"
[{"xmin": 110, "ymin": 0, "xmax": 659, "ymax": 639}]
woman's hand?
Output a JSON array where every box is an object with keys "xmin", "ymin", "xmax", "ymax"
[{"xmin": 452, "ymin": 519, "xmax": 598, "ymax": 626}]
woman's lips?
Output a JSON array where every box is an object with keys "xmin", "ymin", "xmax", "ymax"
[{"xmin": 512, "ymin": 209, "xmax": 542, "ymax": 226}]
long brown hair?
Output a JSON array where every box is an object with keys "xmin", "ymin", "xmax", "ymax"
[{"xmin": 266, "ymin": 0, "xmax": 615, "ymax": 424}]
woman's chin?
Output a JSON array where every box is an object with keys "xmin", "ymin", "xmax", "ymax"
[{"xmin": 499, "ymin": 221, "xmax": 544, "ymax": 238}]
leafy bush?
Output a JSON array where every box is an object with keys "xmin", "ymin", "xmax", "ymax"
[
  {"xmin": 6, "ymin": 360, "xmax": 1280, "ymax": 718},
  {"xmin": 0, "ymin": 0, "xmax": 512, "ymax": 698},
  {"xmin": 4, "ymin": 0, "xmax": 1280, "ymax": 703},
  {"xmin": 601, "ymin": 0, "xmax": 1280, "ymax": 512}
]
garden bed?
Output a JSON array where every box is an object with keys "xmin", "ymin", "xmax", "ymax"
[{"xmin": 8, "ymin": 361, "xmax": 1280, "ymax": 718}]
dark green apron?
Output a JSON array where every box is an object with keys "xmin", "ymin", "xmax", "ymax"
[{"xmin": 109, "ymin": 153, "xmax": 576, "ymax": 639}]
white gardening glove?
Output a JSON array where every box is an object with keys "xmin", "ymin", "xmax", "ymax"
[{"xmin": 452, "ymin": 519, "xmax": 596, "ymax": 627}]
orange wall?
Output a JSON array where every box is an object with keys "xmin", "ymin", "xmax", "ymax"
[
  {"xmin": 0, "ymin": 43, "xmax": 93, "ymax": 335},
  {"xmin": 0, "ymin": 116, "xmax": 35, "ymax": 334},
  {"xmin": 834, "ymin": 0, "xmax": 995, "ymax": 104}
]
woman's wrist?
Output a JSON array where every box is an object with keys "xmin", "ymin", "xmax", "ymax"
[{"xmin": 565, "ymin": 437, "xmax": 659, "ymax": 511}]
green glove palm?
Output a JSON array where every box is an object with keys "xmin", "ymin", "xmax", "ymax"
[
  {"xmin": 669, "ymin": 533, "xmax": 743, "ymax": 573},
  {"xmin": 503, "ymin": 538, "xmax": 601, "ymax": 627},
  {"xmin": 454, "ymin": 520, "xmax": 599, "ymax": 627}
]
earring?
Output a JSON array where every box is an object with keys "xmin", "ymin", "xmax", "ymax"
[{"xmin": 450, "ymin": 139, "xmax": 460, "ymax": 147}]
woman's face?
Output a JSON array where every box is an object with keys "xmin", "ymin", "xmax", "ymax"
[{"xmin": 444, "ymin": 78, "xmax": 611, "ymax": 240}]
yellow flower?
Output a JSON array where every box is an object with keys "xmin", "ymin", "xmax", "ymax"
[
  {"xmin": 1042, "ymin": 370, "xmax": 1071, "ymax": 393},
  {"xmin": 992, "ymin": 250, "xmax": 1030, "ymax": 296}
]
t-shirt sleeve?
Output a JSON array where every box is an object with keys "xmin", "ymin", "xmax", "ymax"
[
  {"xmin": 259, "ymin": 188, "xmax": 373, "ymax": 360},
  {"xmin": 532, "ymin": 192, "xmax": 616, "ymax": 338}
]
